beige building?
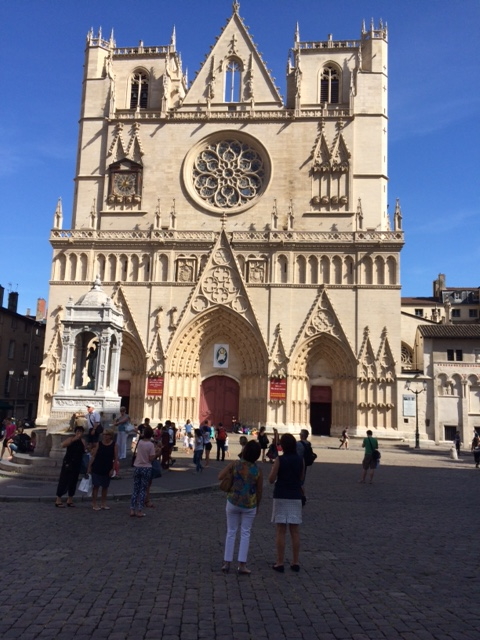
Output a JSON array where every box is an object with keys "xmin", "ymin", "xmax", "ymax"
[{"xmin": 38, "ymin": 5, "xmax": 409, "ymax": 438}]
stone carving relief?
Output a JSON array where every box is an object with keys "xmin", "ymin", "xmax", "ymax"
[
  {"xmin": 247, "ymin": 260, "xmax": 266, "ymax": 283},
  {"xmin": 176, "ymin": 258, "xmax": 196, "ymax": 283}
]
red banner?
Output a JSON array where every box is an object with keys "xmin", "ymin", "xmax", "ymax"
[
  {"xmin": 270, "ymin": 377, "xmax": 287, "ymax": 401},
  {"xmin": 147, "ymin": 377, "xmax": 164, "ymax": 397}
]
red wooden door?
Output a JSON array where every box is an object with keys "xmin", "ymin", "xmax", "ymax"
[{"xmin": 199, "ymin": 376, "xmax": 239, "ymax": 429}]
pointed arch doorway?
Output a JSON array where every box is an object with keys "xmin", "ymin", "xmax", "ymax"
[{"xmin": 199, "ymin": 375, "xmax": 239, "ymax": 430}]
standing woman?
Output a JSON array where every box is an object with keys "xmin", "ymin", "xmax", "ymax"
[
  {"xmin": 130, "ymin": 425, "xmax": 158, "ymax": 517},
  {"xmin": 218, "ymin": 440, "xmax": 263, "ymax": 575},
  {"xmin": 269, "ymin": 433, "xmax": 304, "ymax": 573},
  {"xmin": 87, "ymin": 429, "xmax": 118, "ymax": 510},
  {"xmin": 113, "ymin": 406, "xmax": 130, "ymax": 461},
  {"xmin": 193, "ymin": 428, "xmax": 204, "ymax": 473},
  {"xmin": 55, "ymin": 426, "xmax": 86, "ymax": 507}
]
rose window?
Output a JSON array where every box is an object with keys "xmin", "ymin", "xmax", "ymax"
[{"xmin": 185, "ymin": 133, "xmax": 270, "ymax": 213}]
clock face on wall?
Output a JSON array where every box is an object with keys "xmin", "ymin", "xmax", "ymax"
[{"xmin": 113, "ymin": 172, "xmax": 137, "ymax": 196}]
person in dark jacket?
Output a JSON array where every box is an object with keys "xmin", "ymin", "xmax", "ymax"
[{"xmin": 55, "ymin": 426, "xmax": 86, "ymax": 507}]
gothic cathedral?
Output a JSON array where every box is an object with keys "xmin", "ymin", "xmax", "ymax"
[{"xmin": 38, "ymin": 4, "xmax": 405, "ymax": 437}]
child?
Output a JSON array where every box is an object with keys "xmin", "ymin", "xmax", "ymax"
[
  {"xmin": 188, "ymin": 433, "xmax": 194, "ymax": 452},
  {"xmin": 183, "ymin": 431, "xmax": 189, "ymax": 453},
  {"xmin": 224, "ymin": 435, "xmax": 230, "ymax": 458}
]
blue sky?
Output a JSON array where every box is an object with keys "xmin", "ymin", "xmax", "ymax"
[{"xmin": 1, "ymin": 0, "xmax": 479, "ymax": 314}]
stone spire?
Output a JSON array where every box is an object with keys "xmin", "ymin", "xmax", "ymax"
[
  {"xmin": 53, "ymin": 198, "xmax": 63, "ymax": 230},
  {"xmin": 394, "ymin": 198, "xmax": 402, "ymax": 231}
]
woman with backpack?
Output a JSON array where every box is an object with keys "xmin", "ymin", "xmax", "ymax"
[{"xmin": 216, "ymin": 423, "xmax": 227, "ymax": 461}]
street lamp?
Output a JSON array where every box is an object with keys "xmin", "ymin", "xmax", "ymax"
[{"xmin": 405, "ymin": 379, "xmax": 427, "ymax": 449}]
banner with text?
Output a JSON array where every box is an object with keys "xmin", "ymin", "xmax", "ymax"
[{"xmin": 270, "ymin": 377, "xmax": 287, "ymax": 401}]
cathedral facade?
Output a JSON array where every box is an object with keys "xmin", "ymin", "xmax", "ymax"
[{"xmin": 38, "ymin": 4, "xmax": 405, "ymax": 437}]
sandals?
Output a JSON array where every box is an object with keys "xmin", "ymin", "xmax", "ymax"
[
  {"xmin": 55, "ymin": 503, "xmax": 65, "ymax": 508},
  {"xmin": 221, "ymin": 562, "xmax": 230, "ymax": 573},
  {"xmin": 272, "ymin": 564, "xmax": 284, "ymax": 573},
  {"xmin": 237, "ymin": 567, "xmax": 251, "ymax": 575},
  {"xmin": 290, "ymin": 564, "xmax": 300, "ymax": 572}
]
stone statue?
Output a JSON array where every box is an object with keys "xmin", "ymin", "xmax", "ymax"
[{"xmin": 86, "ymin": 343, "xmax": 98, "ymax": 389}]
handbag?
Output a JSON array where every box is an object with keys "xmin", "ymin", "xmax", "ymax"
[
  {"xmin": 151, "ymin": 459, "xmax": 162, "ymax": 479},
  {"xmin": 78, "ymin": 475, "xmax": 92, "ymax": 495},
  {"xmin": 368, "ymin": 437, "xmax": 381, "ymax": 462},
  {"xmin": 219, "ymin": 463, "xmax": 234, "ymax": 492}
]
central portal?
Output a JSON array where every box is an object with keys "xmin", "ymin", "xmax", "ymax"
[
  {"xmin": 199, "ymin": 375, "xmax": 239, "ymax": 429},
  {"xmin": 310, "ymin": 385, "xmax": 332, "ymax": 436}
]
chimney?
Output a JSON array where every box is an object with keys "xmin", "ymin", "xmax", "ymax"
[
  {"xmin": 8, "ymin": 291, "xmax": 18, "ymax": 313},
  {"xmin": 0, "ymin": 285, "xmax": 4, "ymax": 307},
  {"xmin": 36, "ymin": 298, "xmax": 47, "ymax": 321}
]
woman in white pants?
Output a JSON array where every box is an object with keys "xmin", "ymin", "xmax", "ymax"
[
  {"xmin": 113, "ymin": 406, "xmax": 130, "ymax": 460},
  {"xmin": 218, "ymin": 440, "xmax": 263, "ymax": 575}
]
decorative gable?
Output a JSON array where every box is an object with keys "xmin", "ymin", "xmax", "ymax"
[
  {"xmin": 181, "ymin": 4, "xmax": 282, "ymax": 109},
  {"xmin": 168, "ymin": 229, "xmax": 265, "ymax": 350}
]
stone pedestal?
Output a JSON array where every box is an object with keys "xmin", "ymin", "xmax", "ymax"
[{"xmin": 32, "ymin": 428, "xmax": 49, "ymax": 457}]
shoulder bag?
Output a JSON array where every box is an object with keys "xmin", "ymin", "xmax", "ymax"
[{"xmin": 219, "ymin": 462, "xmax": 235, "ymax": 492}]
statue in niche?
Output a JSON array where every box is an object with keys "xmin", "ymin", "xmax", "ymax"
[{"xmin": 85, "ymin": 341, "xmax": 99, "ymax": 389}]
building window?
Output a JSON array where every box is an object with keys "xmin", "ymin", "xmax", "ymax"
[
  {"xmin": 469, "ymin": 309, "xmax": 478, "ymax": 318},
  {"xmin": 225, "ymin": 59, "xmax": 241, "ymax": 102},
  {"xmin": 444, "ymin": 425, "xmax": 457, "ymax": 441},
  {"xmin": 8, "ymin": 340, "xmax": 15, "ymax": 359},
  {"xmin": 447, "ymin": 349, "xmax": 463, "ymax": 361},
  {"xmin": 451, "ymin": 309, "xmax": 461, "ymax": 318},
  {"xmin": 22, "ymin": 344, "xmax": 28, "ymax": 361},
  {"xmin": 414, "ymin": 309, "xmax": 423, "ymax": 317},
  {"xmin": 320, "ymin": 65, "xmax": 340, "ymax": 103},
  {"xmin": 130, "ymin": 71, "xmax": 149, "ymax": 109}
]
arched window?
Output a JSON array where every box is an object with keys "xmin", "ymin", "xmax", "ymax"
[
  {"xmin": 68, "ymin": 254, "xmax": 77, "ymax": 281},
  {"xmin": 320, "ymin": 256, "xmax": 330, "ymax": 284},
  {"xmin": 119, "ymin": 255, "xmax": 128, "ymax": 281},
  {"xmin": 332, "ymin": 256, "xmax": 342, "ymax": 284},
  {"xmin": 386, "ymin": 256, "xmax": 396, "ymax": 285},
  {"xmin": 107, "ymin": 254, "xmax": 116, "ymax": 281},
  {"xmin": 130, "ymin": 255, "xmax": 139, "ymax": 282},
  {"xmin": 277, "ymin": 255, "xmax": 288, "ymax": 284},
  {"xmin": 308, "ymin": 256, "xmax": 318, "ymax": 284},
  {"xmin": 375, "ymin": 256, "xmax": 385, "ymax": 285},
  {"xmin": 225, "ymin": 59, "xmax": 241, "ymax": 103},
  {"xmin": 362, "ymin": 256, "xmax": 373, "ymax": 285},
  {"xmin": 130, "ymin": 71, "xmax": 149, "ymax": 109},
  {"xmin": 56, "ymin": 254, "xmax": 66, "ymax": 281},
  {"xmin": 344, "ymin": 256, "xmax": 354, "ymax": 284},
  {"xmin": 96, "ymin": 254, "xmax": 106, "ymax": 281},
  {"xmin": 296, "ymin": 256, "xmax": 306, "ymax": 284},
  {"xmin": 158, "ymin": 254, "xmax": 168, "ymax": 282},
  {"xmin": 79, "ymin": 254, "xmax": 88, "ymax": 281},
  {"xmin": 320, "ymin": 65, "xmax": 340, "ymax": 104}
]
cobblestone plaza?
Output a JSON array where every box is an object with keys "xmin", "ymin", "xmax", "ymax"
[{"xmin": 0, "ymin": 442, "xmax": 478, "ymax": 639}]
